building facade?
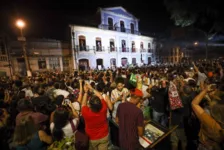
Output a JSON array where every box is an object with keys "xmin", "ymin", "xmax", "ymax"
[
  {"xmin": 0, "ymin": 36, "xmax": 11, "ymax": 76},
  {"xmin": 161, "ymin": 46, "xmax": 193, "ymax": 64},
  {"xmin": 0, "ymin": 39, "xmax": 72, "ymax": 76},
  {"xmin": 70, "ymin": 7, "xmax": 155, "ymax": 70}
]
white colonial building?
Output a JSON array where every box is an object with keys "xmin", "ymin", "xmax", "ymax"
[{"xmin": 70, "ymin": 7, "xmax": 155, "ymax": 70}]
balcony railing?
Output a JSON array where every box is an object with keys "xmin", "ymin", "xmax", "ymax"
[
  {"xmin": 108, "ymin": 47, "xmax": 117, "ymax": 52},
  {"xmin": 119, "ymin": 47, "xmax": 130, "ymax": 52},
  {"xmin": 75, "ymin": 45, "xmax": 152, "ymax": 53},
  {"xmin": 99, "ymin": 24, "xmax": 141, "ymax": 35},
  {"xmin": 93, "ymin": 46, "xmax": 105, "ymax": 52},
  {"xmin": 75, "ymin": 45, "xmax": 90, "ymax": 51}
]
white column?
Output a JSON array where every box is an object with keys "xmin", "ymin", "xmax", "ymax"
[{"xmin": 59, "ymin": 57, "xmax": 63, "ymax": 71}]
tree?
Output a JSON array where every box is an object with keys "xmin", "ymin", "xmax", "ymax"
[{"xmin": 164, "ymin": 0, "xmax": 224, "ymax": 59}]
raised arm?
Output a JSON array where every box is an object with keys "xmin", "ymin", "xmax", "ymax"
[
  {"xmin": 191, "ymin": 85, "xmax": 215, "ymax": 119},
  {"xmin": 109, "ymin": 71, "xmax": 113, "ymax": 83},
  {"xmin": 81, "ymin": 84, "xmax": 88, "ymax": 108},
  {"xmin": 104, "ymin": 95, "xmax": 113, "ymax": 111},
  {"xmin": 193, "ymin": 62, "xmax": 199, "ymax": 73},
  {"xmin": 77, "ymin": 79, "xmax": 83, "ymax": 103},
  {"xmin": 86, "ymin": 83, "xmax": 103, "ymax": 100}
]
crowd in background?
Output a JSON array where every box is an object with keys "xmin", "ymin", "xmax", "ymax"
[{"xmin": 0, "ymin": 60, "xmax": 224, "ymax": 150}]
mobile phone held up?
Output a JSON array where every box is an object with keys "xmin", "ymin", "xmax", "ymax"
[{"xmin": 64, "ymin": 99, "xmax": 70, "ymax": 105}]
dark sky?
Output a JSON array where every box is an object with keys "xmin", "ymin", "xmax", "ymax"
[{"xmin": 0, "ymin": 0, "xmax": 173, "ymax": 40}]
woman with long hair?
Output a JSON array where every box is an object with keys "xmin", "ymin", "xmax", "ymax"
[
  {"xmin": 50, "ymin": 100, "xmax": 79, "ymax": 141},
  {"xmin": 13, "ymin": 116, "xmax": 52, "ymax": 150}
]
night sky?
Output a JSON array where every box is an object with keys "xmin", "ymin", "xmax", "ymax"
[{"xmin": 0, "ymin": 0, "xmax": 173, "ymax": 40}]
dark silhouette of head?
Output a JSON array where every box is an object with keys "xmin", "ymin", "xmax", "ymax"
[
  {"xmin": 89, "ymin": 95, "xmax": 102, "ymax": 113},
  {"xmin": 52, "ymin": 107, "xmax": 70, "ymax": 141}
]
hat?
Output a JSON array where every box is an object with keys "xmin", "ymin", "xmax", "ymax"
[
  {"xmin": 208, "ymin": 71, "xmax": 213, "ymax": 78},
  {"xmin": 130, "ymin": 88, "xmax": 143, "ymax": 97}
]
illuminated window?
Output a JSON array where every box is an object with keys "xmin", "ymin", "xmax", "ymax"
[
  {"xmin": 109, "ymin": 39, "xmax": 115, "ymax": 51},
  {"xmin": 38, "ymin": 58, "xmax": 46, "ymax": 69},
  {"xmin": 78, "ymin": 35, "xmax": 86, "ymax": 51},
  {"xmin": 108, "ymin": 18, "xmax": 113, "ymax": 30},
  {"xmin": 110, "ymin": 58, "xmax": 116, "ymax": 66},
  {"xmin": 120, "ymin": 21, "xmax": 125, "ymax": 32},
  {"xmin": 63, "ymin": 57, "xmax": 69, "ymax": 67},
  {"xmin": 96, "ymin": 37, "xmax": 102, "ymax": 51},
  {"xmin": 121, "ymin": 57, "xmax": 128, "ymax": 66},
  {"xmin": 49, "ymin": 57, "xmax": 60, "ymax": 69}
]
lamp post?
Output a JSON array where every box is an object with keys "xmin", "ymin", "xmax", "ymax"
[{"xmin": 16, "ymin": 19, "xmax": 31, "ymax": 76}]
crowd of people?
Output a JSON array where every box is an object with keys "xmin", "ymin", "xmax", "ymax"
[{"xmin": 0, "ymin": 60, "xmax": 224, "ymax": 150}]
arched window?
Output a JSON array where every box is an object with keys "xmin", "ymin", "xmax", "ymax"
[
  {"xmin": 130, "ymin": 23, "xmax": 134, "ymax": 34},
  {"xmin": 140, "ymin": 42, "xmax": 144, "ymax": 50},
  {"xmin": 131, "ymin": 41, "xmax": 135, "ymax": 52},
  {"xmin": 109, "ymin": 39, "xmax": 115, "ymax": 52},
  {"xmin": 120, "ymin": 21, "xmax": 125, "ymax": 32},
  {"xmin": 148, "ymin": 43, "xmax": 151, "ymax": 52},
  {"xmin": 96, "ymin": 37, "xmax": 102, "ymax": 51},
  {"xmin": 78, "ymin": 35, "xmax": 86, "ymax": 51},
  {"xmin": 121, "ymin": 40, "xmax": 126, "ymax": 52},
  {"xmin": 121, "ymin": 57, "xmax": 128, "ymax": 66},
  {"xmin": 108, "ymin": 18, "xmax": 113, "ymax": 30},
  {"xmin": 110, "ymin": 58, "xmax": 116, "ymax": 66}
]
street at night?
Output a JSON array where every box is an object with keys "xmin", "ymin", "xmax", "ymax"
[{"xmin": 0, "ymin": 0, "xmax": 224, "ymax": 150}]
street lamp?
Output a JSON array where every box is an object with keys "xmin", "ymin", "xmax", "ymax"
[
  {"xmin": 16, "ymin": 19, "xmax": 31, "ymax": 76},
  {"xmin": 194, "ymin": 42, "xmax": 198, "ymax": 46}
]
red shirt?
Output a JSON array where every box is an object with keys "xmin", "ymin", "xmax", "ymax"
[{"xmin": 82, "ymin": 99, "xmax": 108, "ymax": 140}]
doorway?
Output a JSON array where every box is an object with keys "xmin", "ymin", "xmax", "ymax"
[
  {"xmin": 148, "ymin": 57, "xmax": 151, "ymax": 65},
  {"xmin": 96, "ymin": 58, "xmax": 103, "ymax": 69},
  {"xmin": 121, "ymin": 57, "xmax": 128, "ymax": 67},
  {"xmin": 79, "ymin": 59, "xmax": 89, "ymax": 71}
]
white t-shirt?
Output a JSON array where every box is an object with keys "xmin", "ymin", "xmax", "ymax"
[
  {"xmin": 50, "ymin": 118, "xmax": 79, "ymax": 138},
  {"xmin": 111, "ymin": 88, "xmax": 129, "ymax": 119},
  {"xmin": 54, "ymin": 89, "xmax": 70, "ymax": 98},
  {"xmin": 197, "ymin": 72, "xmax": 207, "ymax": 86},
  {"xmin": 22, "ymin": 88, "xmax": 34, "ymax": 98}
]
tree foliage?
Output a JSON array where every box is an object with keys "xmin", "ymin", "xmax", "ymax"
[{"xmin": 164, "ymin": 0, "xmax": 223, "ymax": 33}]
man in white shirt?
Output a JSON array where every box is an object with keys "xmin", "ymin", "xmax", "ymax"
[{"xmin": 111, "ymin": 78, "xmax": 129, "ymax": 119}]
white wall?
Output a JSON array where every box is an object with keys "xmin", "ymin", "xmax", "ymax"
[{"xmin": 71, "ymin": 25, "xmax": 153, "ymax": 68}]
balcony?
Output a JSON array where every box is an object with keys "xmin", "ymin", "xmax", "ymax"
[
  {"xmin": 98, "ymin": 24, "xmax": 141, "ymax": 35},
  {"xmin": 75, "ymin": 45, "xmax": 90, "ymax": 51},
  {"xmin": 93, "ymin": 46, "xmax": 105, "ymax": 52},
  {"xmin": 108, "ymin": 47, "xmax": 117, "ymax": 52},
  {"xmin": 75, "ymin": 45, "xmax": 152, "ymax": 54},
  {"xmin": 119, "ymin": 47, "xmax": 130, "ymax": 52}
]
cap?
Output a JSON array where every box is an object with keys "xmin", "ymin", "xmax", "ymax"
[{"xmin": 130, "ymin": 88, "xmax": 143, "ymax": 97}]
